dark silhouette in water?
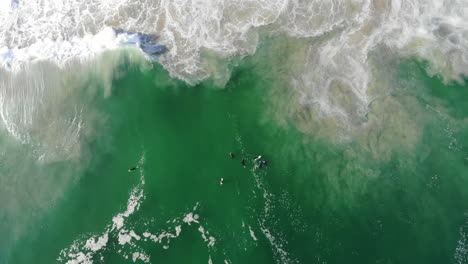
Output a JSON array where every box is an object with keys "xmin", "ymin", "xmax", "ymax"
[
  {"xmin": 128, "ymin": 166, "xmax": 139, "ymax": 172},
  {"xmin": 229, "ymin": 152, "xmax": 235, "ymax": 159},
  {"xmin": 241, "ymin": 158, "xmax": 246, "ymax": 168},
  {"xmin": 253, "ymin": 155, "xmax": 268, "ymax": 168}
]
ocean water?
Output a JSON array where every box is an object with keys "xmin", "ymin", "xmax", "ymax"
[{"xmin": 1, "ymin": 1, "xmax": 468, "ymax": 264}]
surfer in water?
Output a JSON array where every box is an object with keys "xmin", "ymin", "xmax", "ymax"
[
  {"xmin": 128, "ymin": 166, "xmax": 139, "ymax": 172},
  {"xmin": 229, "ymin": 152, "xmax": 235, "ymax": 159},
  {"xmin": 253, "ymin": 155, "xmax": 268, "ymax": 168},
  {"xmin": 241, "ymin": 158, "xmax": 246, "ymax": 168}
]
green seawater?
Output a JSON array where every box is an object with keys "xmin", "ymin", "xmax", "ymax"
[{"xmin": 2, "ymin": 39, "xmax": 468, "ymax": 264}]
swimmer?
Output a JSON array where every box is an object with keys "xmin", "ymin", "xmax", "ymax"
[
  {"xmin": 128, "ymin": 165, "xmax": 139, "ymax": 172},
  {"xmin": 229, "ymin": 152, "xmax": 235, "ymax": 159},
  {"xmin": 220, "ymin": 178, "xmax": 224, "ymax": 185},
  {"xmin": 241, "ymin": 158, "xmax": 246, "ymax": 168},
  {"xmin": 255, "ymin": 158, "xmax": 263, "ymax": 168},
  {"xmin": 255, "ymin": 159, "xmax": 268, "ymax": 169},
  {"xmin": 254, "ymin": 155, "xmax": 262, "ymax": 162}
]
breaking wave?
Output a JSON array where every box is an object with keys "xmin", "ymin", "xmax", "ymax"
[
  {"xmin": 1, "ymin": 0, "xmax": 467, "ymax": 144},
  {"xmin": 58, "ymin": 154, "xmax": 221, "ymax": 264}
]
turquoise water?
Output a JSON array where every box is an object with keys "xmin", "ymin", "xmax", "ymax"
[{"xmin": 1, "ymin": 36, "xmax": 468, "ymax": 264}]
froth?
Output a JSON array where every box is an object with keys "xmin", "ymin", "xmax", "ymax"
[
  {"xmin": 59, "ymin": 164, "xmax": 219, "ymax": 263},
  {"xmin": 2, "ymin": 0, "xmax": 468, "ymax": 141},
  {"xmin": 454, "ymin": 212, "xmax": 468, "ymax": 264},
  {"xmin": 2, "ymin": 0, "xmax": 467, "ymax": 85},
  {"xmin": 0, "ymin": 27, "xmax": 148, "ymax": 72}
]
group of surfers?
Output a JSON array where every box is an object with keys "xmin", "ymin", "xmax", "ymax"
[
  {"xmin": 220, "ymin": 152, "xmax": 268, "ymax": 185},
  {"xmin": 128, "ymin": 151, "xmax": 268, "ymax": 186}
]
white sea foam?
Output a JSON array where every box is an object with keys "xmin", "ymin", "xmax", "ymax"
[
  {"xmin": 112, "ymin": 186, "xmax": 144, "ymax": 231},
  {"xmin": 132, "ymin": 252, "xmax": 150, "ymax": 263},
  {"xmin": 290, "ymin": 0, "xmax": 468, "ymax": 136},
  {"xmin": 84, "ymin": 234, "xmax": 108, "ymax": 252},
  {"xmin": 0, "ymin": 27, "xmax": 146, "ymax": 72},
  {"xmin": 59, "ymin": 160, "xmax": 218, "ymax": 263},
  {"xmin": 455, "ymin": 226, "xmax": 468, "ymax": 264},
  {"xmin": 2, "ymin": 0, "xmax": 465, "ymax": 84},
  {"xmin": 183, "ymin": 212, "xmax": 200, "ymax": 225},
  {"xmin": 59, "ymin": 153, "xmax": 147, "ymax": 263},
  {"xmin": 61, "ymin": 207, "xmax": 217, "ymax": 263},
  {"xmin": 1, "ymin": 0, "xmax": 467, "ymax": 142},
  {"xmin": 250, "ymin": 166, "xmax": 297, "ymax": 263},
  {"xmin": 112, "ymin": 154, "xmax": 146, "ymax": 231},
  {"xmin": 248, "ymin": 225, "xmax": 258, "ymax": 241},
  {"xmin": 454, "ymin": 212, "xmax": 468, "ymax": 264},
  {"xmin": 198, "ymin": 226, "xmax": 216, "ymax": 247}
]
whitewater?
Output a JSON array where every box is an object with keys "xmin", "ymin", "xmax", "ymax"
[
  {"xmin": 0, "ymin": 0, "xmax": 467, "ymax": 146},
  {"xmin": 1, "ymin": 1, "xmax": 468, "ymax": 264}
]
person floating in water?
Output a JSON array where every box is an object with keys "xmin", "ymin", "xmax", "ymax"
[
  {"xmin": 128, "ymin": 165, "xmax": 139, "ymax": 172},
  {"xmin": 253, "ymin": 155, "xmax": 268, "ymax": 168},
  {"xmin": 258, "ymin": 160, "xmax": 268, "ymax": 168},
  {"xmin": 241, "ymin": 158, "xmax": 246, "ymax": 168},
  {"xmin": 257, "ymin": 160, "xmax": 263, "ymax": 168},
  {"xmin": 229, "ymin": 152, "xmax": 235, "ymax": 159}
]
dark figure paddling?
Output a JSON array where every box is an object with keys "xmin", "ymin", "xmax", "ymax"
[
  {"xmin": 255, "ymin": 157, "xmax": 268, "ymax": 168},
  {"xmin": 128, "ymin": 166, "xmax": 139, "ymax": 172}
]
